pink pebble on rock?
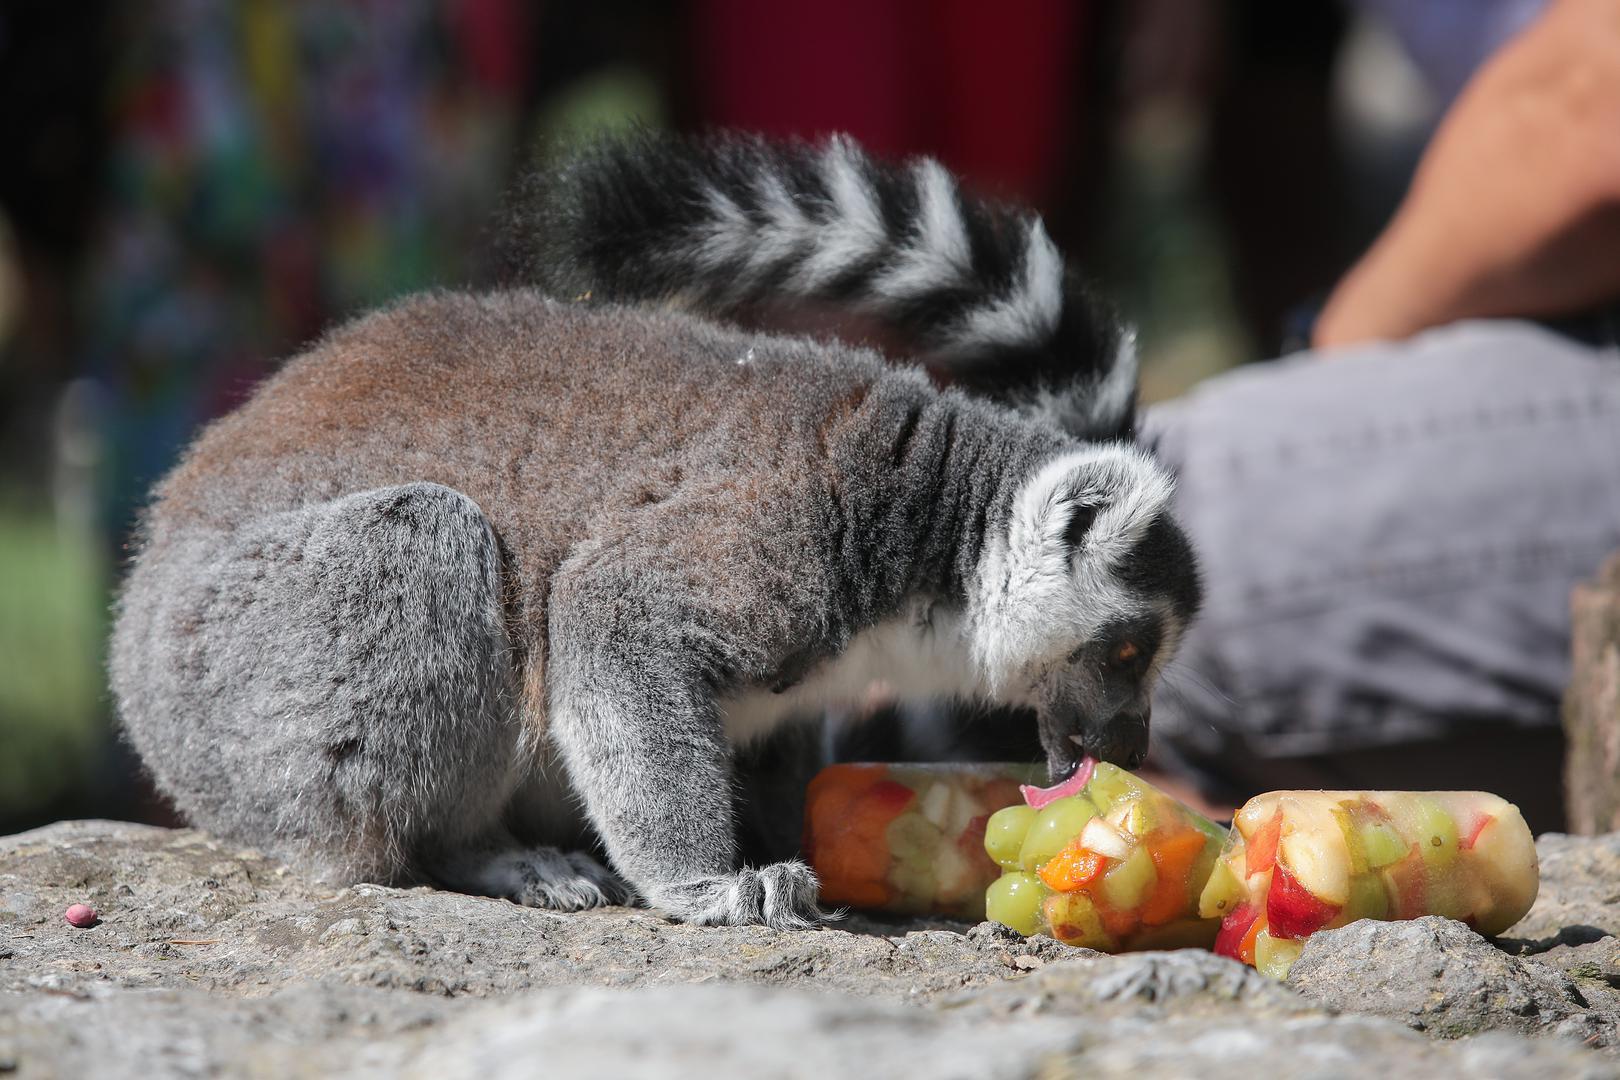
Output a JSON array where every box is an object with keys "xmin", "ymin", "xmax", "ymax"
[{"xmin": 64, "ymin": 904, "xmax": 98, "ymax": 928}]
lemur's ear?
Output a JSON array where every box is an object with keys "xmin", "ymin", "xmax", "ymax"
[{"xmin": 1061, "ymin": 503, "xmax": 1099, "ymax": 555}]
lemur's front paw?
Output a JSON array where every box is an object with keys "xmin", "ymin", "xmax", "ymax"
[{"xmin": 647, "ymin": 860, "xmax": 826, "ymax": 929}]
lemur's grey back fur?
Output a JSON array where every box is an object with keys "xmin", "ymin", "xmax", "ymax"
[
  {"xmin": 112, "ymin": 134, "xmax": 1200, "ymax": 931},
  {"xmin": 502, "ymin": 130, "xmax": 1137, "ymax": 440}
]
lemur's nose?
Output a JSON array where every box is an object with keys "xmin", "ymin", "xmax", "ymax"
[
  {"xmin": 1045, "ymin": 704, "xmax": 1151, "ymax": 780},
  {"xmin": 1086, "ymin": 705, "xmax": 1151, "ymax": 770}
]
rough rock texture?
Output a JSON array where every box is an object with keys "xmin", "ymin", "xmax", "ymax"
[
  {"xmin": 1504, "ymin": 832, "xmax": 1620, "ymax": 941},
  {"xmin": 2, "ymin": 821, "xmax": 1619, "ymax": 1078},
  {"xmin": 1287, "ymin": 917, "xmax": 1609, "ymax": 1046},
  {"xmin": 1566, "ymin": 551, "xmax": 1620, "ymax": 834}
]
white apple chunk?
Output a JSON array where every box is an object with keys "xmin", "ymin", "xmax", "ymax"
[
  {"xmin": 1080, "ymin": 815, "xmax": 1134, "ymax": 860},
  {"xmin": 1277, "ymin": 831, "xmax": 1351, "ymax": 907}
]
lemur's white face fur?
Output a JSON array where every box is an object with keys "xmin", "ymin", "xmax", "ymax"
[{"xmin": 968, "ymin": 444, "xmax": 1200, "ymax": 779}]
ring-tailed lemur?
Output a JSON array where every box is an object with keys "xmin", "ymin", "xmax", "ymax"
[{"xmin": 110, "ymin": 131, "xmax": 1201, "ymax": 930}]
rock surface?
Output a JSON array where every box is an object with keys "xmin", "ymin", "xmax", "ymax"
[
  {"xmin": 2, "ymin": 820, "xmax": 1618, "ymax": 1078},
  {"xmin": 1287, "ymin": 917, "xmax": 1608, "ymax": 1045},
  {"xmin": 1504, "ymin": 832, "xmax": 1620, "ymax": 941}
]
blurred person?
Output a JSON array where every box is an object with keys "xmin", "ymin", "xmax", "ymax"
[
  {"xmin": 1348, "ymin": 0, "xmax": 1547, "ymax": 110},
  {"xmin": 1316, "ymin": 0, "xmax": 1616, "ymax": 346},
  {"xmin": 1138, "ymin": 0, "xmax": 1620, "ymax": 829}
]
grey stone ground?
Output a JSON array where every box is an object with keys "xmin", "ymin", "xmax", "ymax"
[{"xmin": 1, "ymin": 821, "xmax": 1617, "ymax": 1078}]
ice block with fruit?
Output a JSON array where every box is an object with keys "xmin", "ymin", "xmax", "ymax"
[
  {"xmin": 1198, "ymin": 791, "xmax": 1539, "ymax": 978},
  {"xmin": 803, "ymin": 762, "xmax": 1040, "ymax": 918},
  {"xmin": 982, "ymin": 760, "xmax": 1228, "ymax": 951}
]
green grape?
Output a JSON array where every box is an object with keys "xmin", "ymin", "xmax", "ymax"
[
  {"xmin": 886, "ymin": 811, "xmax": 945, "ymax": 863},
  {"xmin": 984, "ymin": 805, "xmax": 1037, "ymax": 870},
  {"xmin": 1344, "ymin": 872, "xmax": 1391, "ymax": 922},
  {"xmin": 1100, "ymin": 843, "xmax": 1156, "ymax": 910},
  {"xmin": 1084, "ymin": 761, "xmax": 1143, "ymax": 812},
  {"xmin": 1412, "ymin": 797, "xmax": 1460, "ymax": 869},
  {"xmin": 1357, "ymin": 819, "xmax": 1409, "ymax": 870},
  {"xmin": 985, "ymin": 872, "xmax": 1047, "ymax": 936},
  {"xmin": 890, "ymin": 855, "xmax": 938, "ymax": 909},
  {"xmin": 1254, "ymin": 930, "xmax": 1304, "ymax": 980},
  {"xmin": 1017, "ymin": 796, "xmax": 1097, "ymax": 872}
]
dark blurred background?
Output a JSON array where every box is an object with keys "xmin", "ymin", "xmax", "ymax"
[{"xmin": 0, "ymin": 0, "xmax": 1539, "ymax": 833}]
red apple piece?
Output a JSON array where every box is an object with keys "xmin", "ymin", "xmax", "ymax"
[
  {"xmin": 1460, "ymin": 813, "xmax": 1494, "ymax": 851},
  {"xmin": 1215, "ymin": 902, "xmax": 1260, "ymax": 960},
  {"xmin": 1381, "ymin": 845, "xmax": 1428, "ymax": 919},
  {"xmin": 1266, "ymin": 862, "xmax": 1342, "ymax": 940},
  {"xmin": 866, "ymin": 779, "xmax": 918, "ymax": 814}
]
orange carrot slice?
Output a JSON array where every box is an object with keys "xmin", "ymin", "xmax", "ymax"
[
  {"xmin": 805, "ymin": 767, "xmax": 913, "ymax": 903},
  {"xmin": 1038, "ymin": 843, "xmax": 1109, "ymax": 892},
  {"xmin": 1138, "ymin": 829, "xmax": 1211, "ymax": 926},
  {"xmin": 1238, "ymin": 913, "xmax": 1266, "ymax": 965},
  {"xmin": 1246, "ymin": 809, "xmax": 1284, "ymax": 876}
]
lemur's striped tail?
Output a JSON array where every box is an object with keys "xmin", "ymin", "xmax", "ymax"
[{"xmin": 504, "ymin": 130, "xmax": 1137, "ymax": 440}]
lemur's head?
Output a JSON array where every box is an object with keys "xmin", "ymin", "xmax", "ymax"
[{"xmin": 967, "ymin": 444, "xmax": 1201, "ymax": 781}]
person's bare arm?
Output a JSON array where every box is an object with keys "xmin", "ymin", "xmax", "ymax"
[{"xmin": 1313, "ymin": 0, "xmax": 1620, "ymax": 349}]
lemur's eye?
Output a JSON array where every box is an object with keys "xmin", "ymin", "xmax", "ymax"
[{"xmin": 1112, "ymin": 640, "xmax": 1140, "ymax": 665}]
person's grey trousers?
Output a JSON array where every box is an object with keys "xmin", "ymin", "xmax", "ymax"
[{"xmin": 1142, "ymin": 318, "xmax": 1620, "ymax": 829}]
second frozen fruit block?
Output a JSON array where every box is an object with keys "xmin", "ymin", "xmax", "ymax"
[
  {"xmin": 984, "ymin": 760, "xmax": 1228, "ymax": 951},
  {"xmin": 1199, "ymin": 790, "xmax": 1539, "ymax": 977},
  {"xmin": 804, "ymin": 762, "xmax": 1041, "ymax": 918}
]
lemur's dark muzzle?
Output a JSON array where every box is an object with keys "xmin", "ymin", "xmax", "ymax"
[
  {"xmin": 1045, "ymin": 704, "xmax": 1151, "ymax": 780},
  {"xmin": 1086, "ymin": 705, "xmax": 1151, "ymax": 771}
]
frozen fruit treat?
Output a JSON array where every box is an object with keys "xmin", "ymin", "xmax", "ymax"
[
  {"xmin": 804, "ymin": 762, "xmax": 1040, "ymax": 918},
  {"xmin": 1199, "ymin": 791, "xmax": 1539, "ymax": 978},
  {"xmin": 984, "ymin": 760, "xmax": 1227, "ymax": 951}
]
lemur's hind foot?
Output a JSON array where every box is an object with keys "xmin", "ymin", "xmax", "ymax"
[{"xmin": 432, "ymin": 844, "xmax": 634, "ymax": 911}]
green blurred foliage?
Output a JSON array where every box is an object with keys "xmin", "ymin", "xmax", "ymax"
[{"xmin": 0, "ymin": 494, "xmax": 109, "ymax": 822}]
